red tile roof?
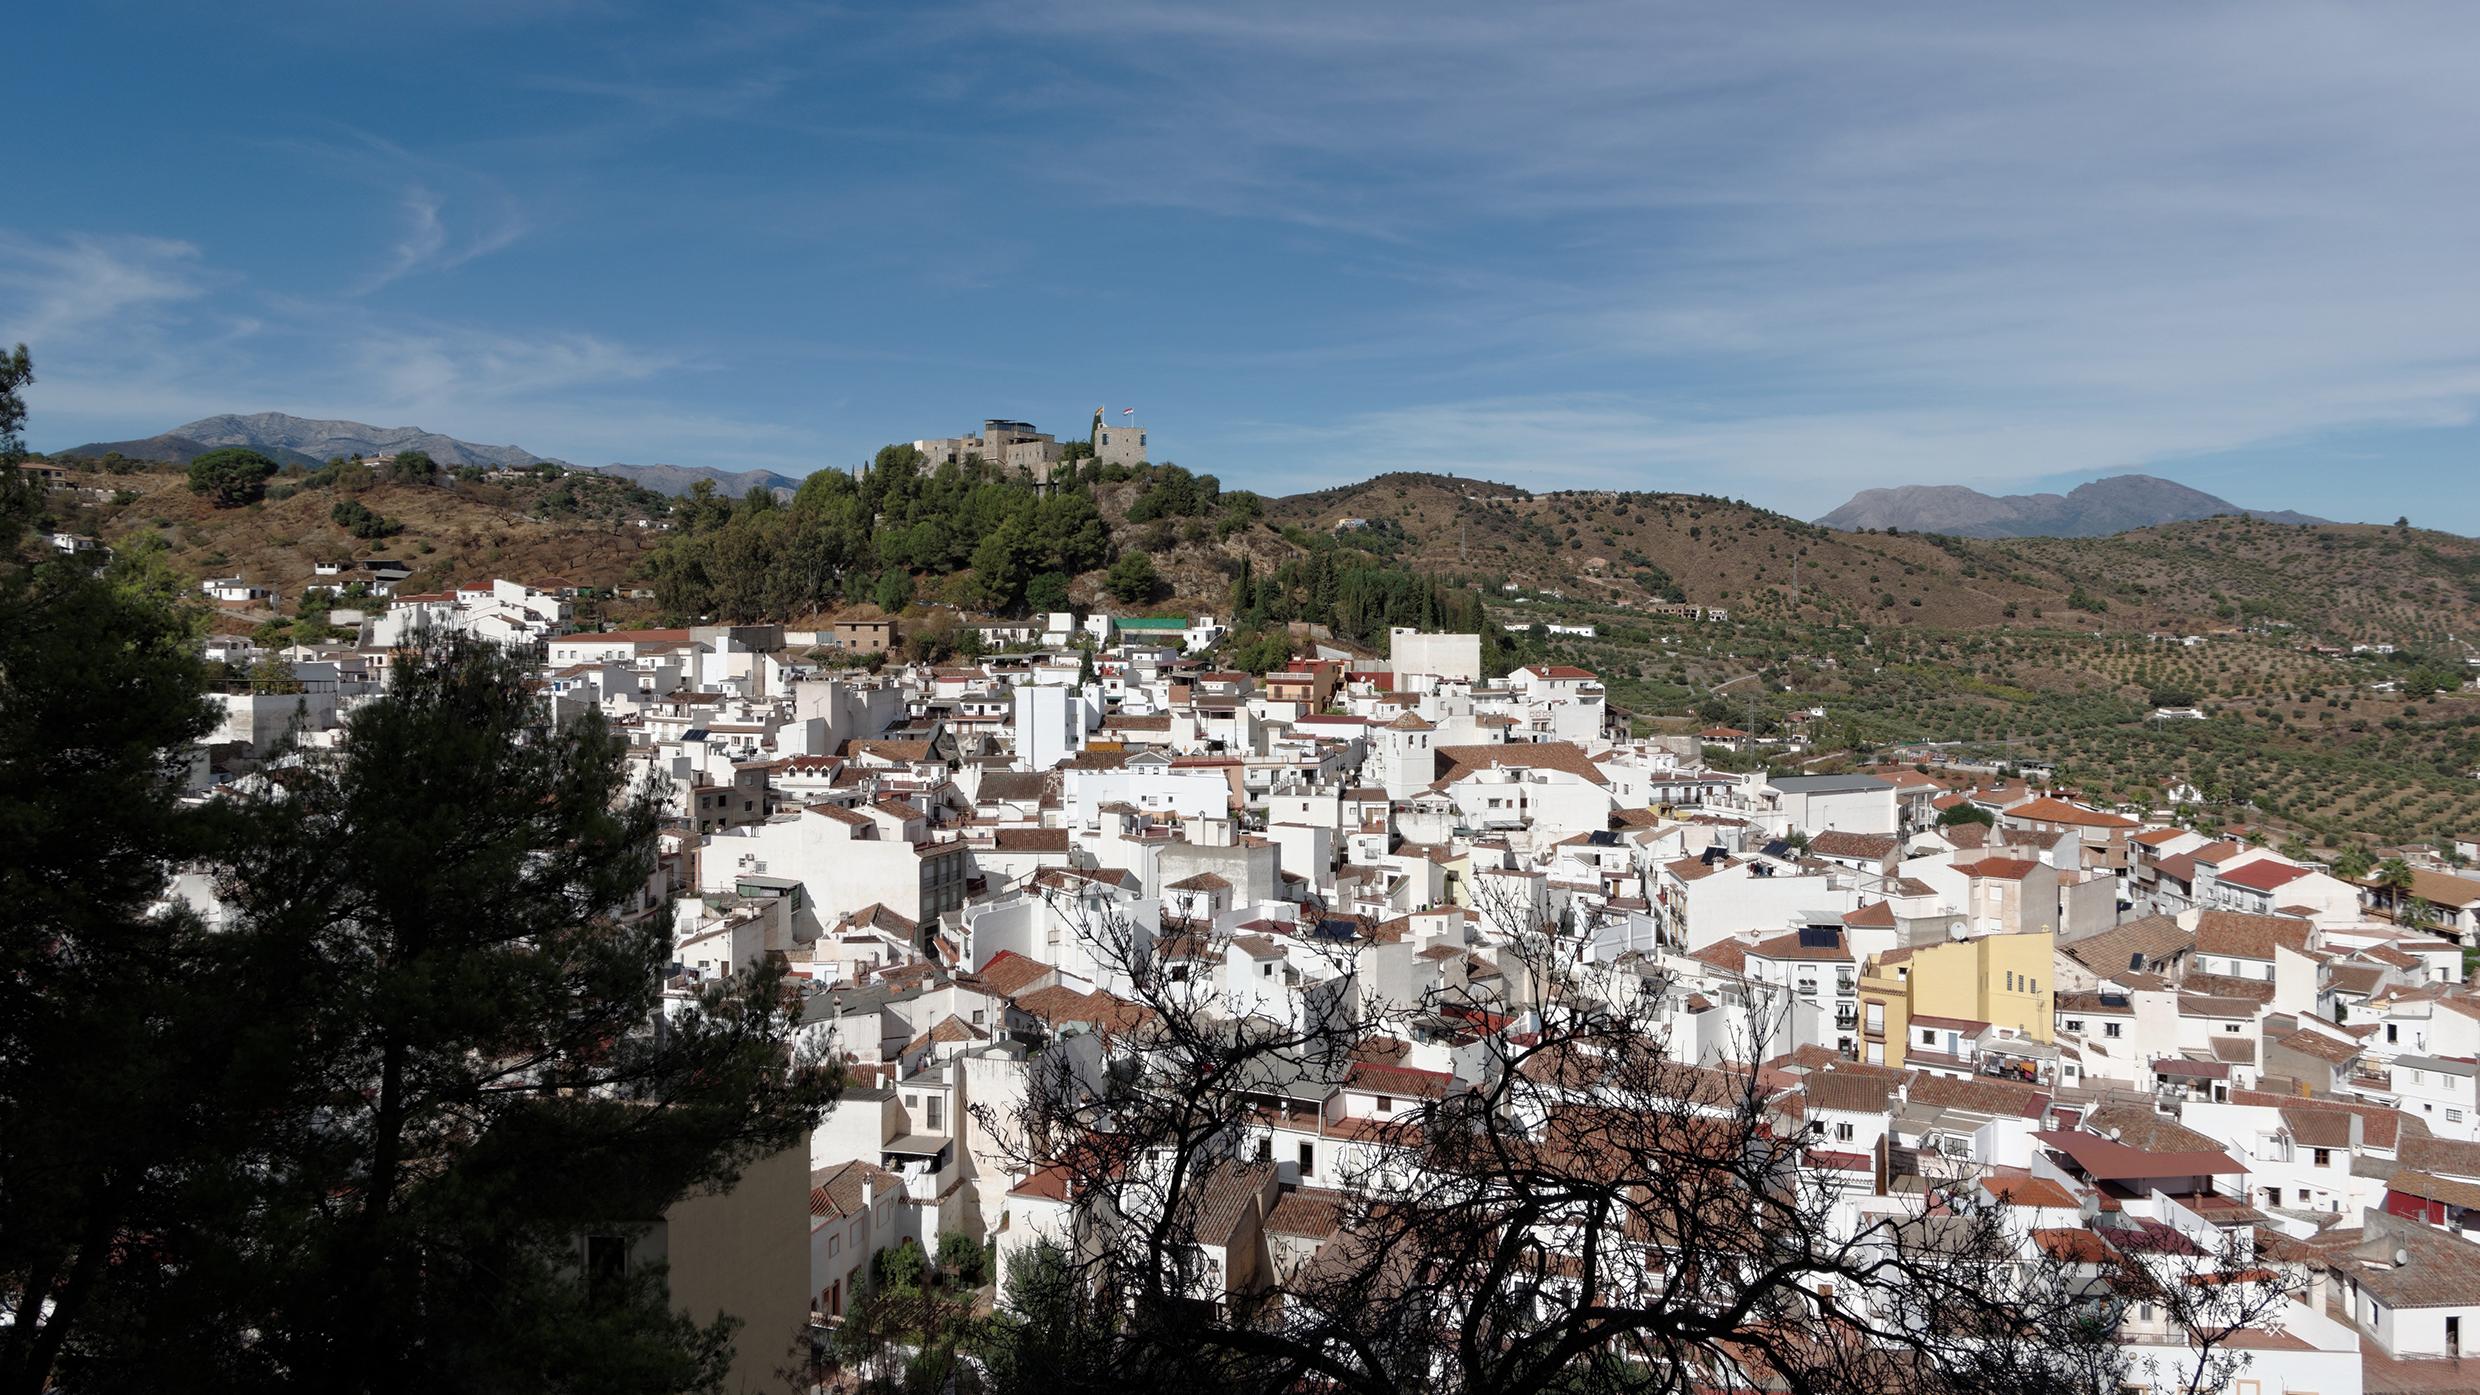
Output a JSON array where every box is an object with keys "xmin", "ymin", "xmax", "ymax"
[
  {"xmin": 2195, "ymin": 910, "xmax": 2311, "ymax": 961},
  {"xmin": 2003, "ymin": 797, "xmax": 2138, "ymax": 830},
  {"xmin": 2217, "ymin": 860, "xmax": 2309, "ymax": 893}
]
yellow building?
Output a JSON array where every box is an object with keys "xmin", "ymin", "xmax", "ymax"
[{"xmin": 1858, "ymin": 931, "xmax": 2052, "ymax": 1071}]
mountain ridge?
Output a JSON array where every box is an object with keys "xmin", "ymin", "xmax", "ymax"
[
  {"xmin": 58, "ymin": 412, "xmax": 797, "ymax": 499},
  {"xmin": 592, "ymin": 462, "xmax": 801, "ymax": 499},
  {"xmin": 1817, "ymin": 473, "xmax": 2325, "ymax": 537}
]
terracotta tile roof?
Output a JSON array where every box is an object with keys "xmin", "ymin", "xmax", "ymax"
[
  {"xmin": 1905, "ymin": 1071, "xmax": 2050, "ymax": 1119},
  {"xmin": 1805, "ymin": 1071, "xmax": 1895, "ymax": 1114},
  {"xmin": 1264, "ymin": 1186, "xmax": 1350, "ymax": 1239},
  {"xmin": 1664, "ymin": 854, "xmax": 1736, "ymax": 882},
  {"xmin": 975, "ymin": 770, "xmax": 1053, "ymax": 803},
  {"xmin": 836, "ymin": 903, "xmax": 919, "ymax": 937},
  {"xmin": 2032, "ymin": 1227, "xmax": 2111, "ymax": 1263},
  {"xmin": 2031, "ymin": 1128, "xmax": 2241, "ymax": 1181},
  {"xmin": 2084, "ymin": 1102, "xmax": 2223, "ymax": 1154},
  {"xmin": 2062, "ymin": 916, "xmax": 2193, "ymax": 975},
  {"xmin": 2273, "ymin": 1028, "xmax": 2360, "ymax": 1065},
  {"xmin": 2397, "ymin": 1136, "xmax": 2480, "ymax": 1179},
  {"xmin": 2216, "ymin": 860, "xmax": 2309, "ymax": 894},
  {"xmin": 1843, "ymin": 900, "xmax": 1896, "ymax": 929},
  {"xmin": 1687, "ymin": 940, "xmax": 1748, "ymax": 975},
  {"xmin": 1981, "ymin": 1173, "xmax": 2080, "ymax": 1208},
  {"xmin": 974, "ymin": 949, "xmax": 1053, "ymax": 999},
  {"xmin": 2390, "ymin": 1170, "xmax": 2480, "ymax": 1212},
  {"xmin": 1807, "ymin": 830, "xmax": 1901, "ymax": 861},
  {"xmin": 992, "ymin": 827, "xmax": 1070, "ymax": 853},
  {"xmin": 810, "ymin": 1159, "xmax": 904, "ymax": 1219},
  {"xmin": 2002, "ymin": 796, "xmax": 2138, "ymax": 830},
  {"xmin": 2409, "ymin": 868, "xmax": 2480, "ymax": 907},
  {"xmin": 1747, "ymin": 928, "xmax": 1852, "ymax": 962},
  {"xmin": 1431, "ymin": 741, "xmax": 1611, "ymax": 789},
  {"xmin": 1187, "ymin": 1159, "xmax": 1276, "ymax": 1243},
  {"xmin": 900, "ymin": 1013, "xmax": 988, "ymax": 1057},
  {"xmin": 2278, "ymin": 1106, "xmax": 2356, "ymax": 1149},
  {"xmin": 2194, "ymin": 910, "xmax": 2312, "ymax": 961},
  {"xmin": 1343, "ymin": 1060, "xmax": 1457, "ymax": 1100},
  {"xmin": 2231, "ymin": 1089, "xmax": 2413, "ymax": 1151},
  {"xmin": 1967, "ymin": 856, "xmax": 2044, "ymax": 881},
  {"xmin": 2180, "ymin": 971, "xmax": 2275, "ymax": 1003}
]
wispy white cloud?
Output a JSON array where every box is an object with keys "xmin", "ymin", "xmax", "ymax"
[
  {"xmin": 0, "ymin": 227, "xmax": 729, "ymax": 460},
  {"xmin": 16, "ymin": 1, "xmax": 2480, "ymax": 516},
  {"xmin": 974, "ymin": 1, "xmax": 2480, "ymax": 497},
  {"xmin": 0, "ymin": 233, "xmax": 210, "ymax": 347}
]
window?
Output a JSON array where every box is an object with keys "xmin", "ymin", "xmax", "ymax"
[
  {"xmin": 1865, "ymin": 1003, "xmax": 1884, "ymax": 1033},
  {"xmin": 1375, "ymin": 1094, "xmax": 1394, "ymax": 1113},
  {"xmin": 2064, "ymin": 1019, "xmax": 2086, "ymax": 1034},
  {"xmin": 2006, "ymin": 971, "xmax": 2017, "ymax": 992},
  {"xmin": 1298, "ymin": 1142, "xmax": 1315, "ymax": 1177},
  {"xmin": 926, "ymin": 1095, "xmax": 943, "ymax": 1132},
  {"xmin": 1256, "ymin": 1136, "xmax": 1272, "ymax": 1162},
  {"xmin": 586, "ymin": 1234, "xmax": 628, "ymax": 1298},
  {"xmin": 2387, "ymin": 1023, "xmax": 2399, "ymax": 1044},
  {"xmin": 2103, "ymin": 1022, "xmax": 2122, "ymax": 1039},
  {"xmin": 2313, "ymin": 1148, "xmax": 2332, "ymax": 1167},
  {"xmin": 1835, "ymin": 1121, "xmax": 1855, "ymax": 1142}
]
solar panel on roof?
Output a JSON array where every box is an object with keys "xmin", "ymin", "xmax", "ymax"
[{"xmin": 1797, "ymin": 926, "xmax": 1838, "ymax": 949}]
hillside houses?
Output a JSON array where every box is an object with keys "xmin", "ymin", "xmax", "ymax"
[{"xmin": 161, "ymin": 609, "xmax": 2480, "ymax": 1393}]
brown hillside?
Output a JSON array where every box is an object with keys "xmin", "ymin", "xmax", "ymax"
[
  {"xmin": 63, "ymin": 467, "xmax": 666, "ymax": 600},
  {"xmin": 1266, "ymin": 473, "xmax": 2480, "ymax": 641},
  {"xmin": 55, "ymin": 459, "xmax": 2480, "ymax": 645}
]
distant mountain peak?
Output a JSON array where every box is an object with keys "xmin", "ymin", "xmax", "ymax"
[
  {"xmin": 60, "ymin": 411, "xmax": 560, "ymax": 472},
  {"xmin": 1817, "ymin": 473, "xmax": 2325, "ymax": 538},
  {"xmin": 54, "ymin": 410, "xmax": 804, "ymax": 498},
  {"xmin": 589, "ymin": 462, "xmax": 801, "ymax": 499}
]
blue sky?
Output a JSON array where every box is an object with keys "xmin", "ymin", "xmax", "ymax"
[{"xmin": 7, "ymin": 2, "xmax": 2480, "ymax": 529}]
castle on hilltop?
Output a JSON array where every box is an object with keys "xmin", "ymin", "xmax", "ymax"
[{"xmin": 900, "ymin": 409, "xmax": 1151, "ymax": 483}]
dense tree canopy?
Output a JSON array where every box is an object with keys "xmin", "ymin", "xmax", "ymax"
[
  {"xmin": 186, "ymin": 447, "xmax": 281, "ymax": 508},
  {"xmin": 3, "ymin": 349, "xmax": 832, "ymax": 1394},
  {"xmin": 649, "ymin": 455, "xmax": 1112, "ymax": 622}
]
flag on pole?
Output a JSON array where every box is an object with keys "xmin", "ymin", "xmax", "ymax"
[{"xmin": 1121, "ymin": 407, "xmax": 1135, "ymax": 418}]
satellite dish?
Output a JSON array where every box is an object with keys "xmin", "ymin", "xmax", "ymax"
[
  {"xmin": 2108, "ymin": 1127, "xmax": 2123, "ymax": 1142},
  {"xmin": 2395, "ymin": 1247, "xmax": 2410, "ymax": 1267}
]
